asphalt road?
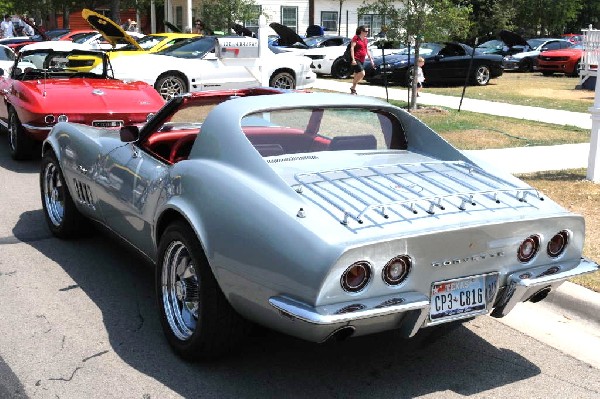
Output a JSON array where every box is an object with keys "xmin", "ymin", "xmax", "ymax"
[{"xmin": 0, "ymin": 142, "xmax": 599, "ymax": 399}]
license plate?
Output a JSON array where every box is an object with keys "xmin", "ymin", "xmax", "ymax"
[{"xmin": 429, "ymin": 274, "xmax": 497, "ymax": 323}]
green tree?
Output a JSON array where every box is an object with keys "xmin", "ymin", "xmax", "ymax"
[
  {"xmin": 200, "ymin": 0, "xmax": 260, "ymax": 34},
  {"xmin": 359, "ymin": 0, "xmax": 472, "ymax": 110},
  {"xmin": 512, "ymin": 0, "xmax": 582, "ymax": 36},
  {"xmin": 455, "ymin": 0, "xmax": 517, "ymax": 42}
]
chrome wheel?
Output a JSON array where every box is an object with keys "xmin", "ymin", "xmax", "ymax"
[
  {"xmin": 474, "ymin": 65, "xmax": 491, "ymax": 85},
  {"xmin": 8, "ymin": 111, "xmax": 18, "ymax": 153},
  {"xmin": 156, "ymin": 75, "xmax": 187, "ymax": 100},
  {"xmin": 161, "ymin": 240, "xmax": 200, "ymax": 341},
  {"xmin": 42, "ymin": 161, "xmax": 66, "ymax": 227},
  {"xmin": 269, "ymin": 72, "xmax": 295, "ymax": 89}
]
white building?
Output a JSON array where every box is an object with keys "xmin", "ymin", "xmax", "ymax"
[{"xmin": 160, "ymin": 0, "xmax": 390, "ymax": 38}]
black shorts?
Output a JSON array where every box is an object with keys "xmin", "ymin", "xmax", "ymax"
[{"xmin": 353, "ymin": 61, "xmax": 365, "ymax": 73}]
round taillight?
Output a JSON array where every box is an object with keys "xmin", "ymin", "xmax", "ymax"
[
  {"xmin": 44, "ymin": 114, "xmax": 55, "ymax": 124},
  {"xmin": 341, "ymin": 261, "xmax": 371, "ymax": 293},
  {"xmin": 383, "ymin": 255, "xmax": 411, "ymax": 286},
  {"xmin": 518, "ymin": 235, "xmax": 540, "ymax": 263},
  {"xmin": 57, "ymin": 114, "xmax": 68, "ymax": 123},
  {"xmin": 547, "ymin": 230, "xmax": 569, "ymax": 257}
]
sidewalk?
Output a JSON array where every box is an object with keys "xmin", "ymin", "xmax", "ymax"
[{"xmin": 313, "ymin": 78, "xmax": 592, "ymax": 174}]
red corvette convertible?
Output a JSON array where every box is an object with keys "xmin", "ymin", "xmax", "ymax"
[
  {"xmin": 536, "ymin": 44, "xmax": 583, "ymax": 76},
  {"xmin": 0, "ymin": 47, "xmax": 165, "ymax": 160}
]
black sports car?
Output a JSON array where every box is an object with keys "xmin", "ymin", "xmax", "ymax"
[{"xmin": 365, "ymin": 42, "xmax": 504, "ymax": 86}]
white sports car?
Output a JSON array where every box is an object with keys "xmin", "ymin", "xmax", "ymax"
[
  {"xmin": 99, "ymin": 36, "xmax": 317, "ymax": 99},
  {"xmin": 306, "ymin": 45, "xmax": 407, "ymax": 79}
]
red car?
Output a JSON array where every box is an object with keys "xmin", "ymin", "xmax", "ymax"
[
  {"xmin": 536, "ymin": 44, "xmax": 583, "ymax": 76},
  {"xmin": 0, "ymin": 47, "xmax": 165, "ymax": 160}
]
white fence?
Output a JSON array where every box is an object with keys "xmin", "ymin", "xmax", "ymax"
[{"xmin": 579, "ymin": 27, "xmax": 600, "ymax": 87}]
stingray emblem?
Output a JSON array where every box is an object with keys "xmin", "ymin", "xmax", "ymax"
[{"xmin": 92, "ymin": 89, "xmax": 105, "ymax": 96}]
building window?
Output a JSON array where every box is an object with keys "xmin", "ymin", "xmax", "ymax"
[
  {"xmin": 281, "ymin": 6, "xmax": 298, "ymax": 33},
  {"xmin": 321, "ymin": 11, "xmax": 338, "ymax": 32},
  {"xmin": 358, "ymin": 14, "xmax": 384, "ymax": 35},
  {"xmin": 175, "ymin": 6, "xmax": 183, "ymax": 31},
  {"xmin": 244, "ymin": 5, "xmax": 262, "ymax": 35}
]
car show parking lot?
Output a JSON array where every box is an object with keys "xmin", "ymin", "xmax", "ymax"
[
  {"xmin": 1, "ymin": 82, "xmax": 599, "ymax": 397},
  {"xmin": 0, "ymin": 145, "xmax": 599, "ymax": 398}
]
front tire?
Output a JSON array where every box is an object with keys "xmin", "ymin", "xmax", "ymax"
[
  {"xmin": 472, "ymin": 65, "xmax": 491, "ymax": 85},
  {"xmin": 331, "ymin": 57, "xmax": 351, "ymax": 79},
  {"xmin": 8, "ymin": 108, "xmax": 35, "ymax": 160},
  {"xmin": 157, "ymin": 221, "xmax": 246, "ymax": 360},
  {"xmin": 269, "ymin": 71, "xmax": 295, "ymax": 89},
  {"xmin": 520, "ymin": 57, "xmax": 534, "ymax": 72},
  {"xmin": 154, "ymin": 73, "xmax": 188, "ymax": 100},
  {"xmin": 40, "ymin": 151, "xmax": 85, "ymax": 238}
]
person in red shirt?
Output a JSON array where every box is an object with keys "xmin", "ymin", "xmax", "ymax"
[{"xmin": 350, "ymin": 25, "xmax": 374, "ymax": 95}]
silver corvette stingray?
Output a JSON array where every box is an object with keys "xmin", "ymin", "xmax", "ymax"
[{"xmin": 40, "ymin": 88, "xmax": 599, "ymax": 360}]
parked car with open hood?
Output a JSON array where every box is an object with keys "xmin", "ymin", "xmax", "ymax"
[
  {"xmin": 268, "ymin": 22, "xmax": 350, "ymax": 55},
  {"xmin": 94, "ymin": 35, "xmax": 316, "ymax": 99},
  {"xmin": 0, "ymin": 47, "xmax": 164, "ymax": 160},
  {"xmin": 365, "ymin": 42, "xmax": 503, "ymax": 86},
  {"xmin": 40, "ymin": 88, "xmax": 598, "ymax": 360},
  {"xmin": 502, "ymin": 35, "xmax": 572, "ymax": 72}
]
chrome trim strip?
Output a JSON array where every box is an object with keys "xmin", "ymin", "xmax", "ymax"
[
  {"xmin": 22, "ymin": 123, "xmax": 52, "ymax": 131},
  {"xmin": 491, "ymin": 257, "xmax": 599, "ymax": 317},
  {"xmin": 269, "ymin": 291, "xmax": 429, "ymax": 325},
  {"xmin": 0, "ymin": 119, "xmax": 7, "ymax": 129}
]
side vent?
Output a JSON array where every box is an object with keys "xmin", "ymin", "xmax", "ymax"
[{"xmin": 73, "ymin": 179, "xmax": 96, "ymax": 209}]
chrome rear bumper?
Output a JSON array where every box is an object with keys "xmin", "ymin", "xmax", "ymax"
[{"xmin": 269, "ymin": 258, "xmax": 599, "ymax": 342}]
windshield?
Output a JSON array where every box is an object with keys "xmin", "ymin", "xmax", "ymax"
[
  {"xmin": 73, "ymin": 32, "xmax": 100, "ymax": 44},
  {"xmin": 478, "ymin": 40, "xmax": 504, "ymax": 49},
  {"xmin": 0, "ymin": 46, "xmax": 15, "ymax": 61},
  {"xmin": 120, "ymin": 34, "xmax": 163, "ymax": 50},
  {"xmin": 15, "ymin": 50, "xmax": 107, "ymax": 80},
  {"xmin": 155, "ymin": 36, "xmax": 215, "ymax": 58},
  {"xmin": 526, "ymin": 39, "xmax": 546, "ymax": 50}
]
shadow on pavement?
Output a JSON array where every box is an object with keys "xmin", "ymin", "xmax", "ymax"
[
  {"xmin": 0, "ymin": 135, "xmax": 41, "ymax": 174},
  {"xmin": 13, "ymin": 209, "xmax": 541, "ymax": 397}
]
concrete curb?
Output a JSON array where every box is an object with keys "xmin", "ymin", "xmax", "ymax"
[{"xmin": 546, "ymin": 281, "xmax": 600, "ymax": 324}]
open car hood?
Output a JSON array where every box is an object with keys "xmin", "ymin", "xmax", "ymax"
[
  {"xmin": 499, "ymin": 30, "xmax": 528, "ymax": 48},
  {"xmin": 82, "ymin": 8, "xmax": 143, "ymax": 50},
  {"xmin": 269, "ymin": 22, "xmax": 306, "ymax": 47},
  {"xmin": 164, "ymin": 21, "xmax": 181, "ymax": 33}
]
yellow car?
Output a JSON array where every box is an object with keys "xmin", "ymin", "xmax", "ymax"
[{"xmin": 68, "ymin": 9, "xmax": 199, "ymax": 71}]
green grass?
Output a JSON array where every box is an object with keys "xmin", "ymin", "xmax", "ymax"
[
  {"xmin": 422, "ymin": 72, "xmax": 595, "ymax": 113},
  {"xmin": 387, "ymin": 100, "xmax": 590, "ymax": 150}
]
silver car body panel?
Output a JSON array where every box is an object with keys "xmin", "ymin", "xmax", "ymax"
[{"xmin": 44, "ymin": 92, "xmax": 599, "ymax": 343}]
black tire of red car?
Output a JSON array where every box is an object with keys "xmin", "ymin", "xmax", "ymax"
[
  {"xmin": 154, "ymin": 73, "xmax": 188, "ymax": 100},
  {"xmin": 269, "ymin": 71, "xmax": 296, "ymax": 89},
  {"xmin": 472, "ymin": 65, "xmax": 491, "ymax": 86},
  {"xmin": 571, "ymin": 59, "xmax": 582, "ymax": 77},
  {"xmin": 331, "ymin": 57, "xmax": 351, "ymax": 79},
  {"xmin": 8, "ymin": 108, "xmax": 35, "ymax": 160},
  {"xmin": 520, "ymin": 57, "xmax": 534, "ymax": 72},
  {"xmin": 156, "ymin": 220, "xmax": 247, "ymax": 360},
  {"xmin": 40, "ymin": 151, "xmax": 86, "ymax": 238}
]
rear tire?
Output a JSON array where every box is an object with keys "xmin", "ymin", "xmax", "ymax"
[
  {"xmin": 331, "ymin": 57, "xmax": 351, "ymax": 79},
  {"xmin": 40, "ymin": 151, "xmax": 85, "ymax": 238},
  {"xmin": 8, "ymin": 108, "xmax": 35, "ymax": 160},
  {"xmin": 472, "ymin": 65, "xmax": 491, "ymax": 86},
  {"xmin": 156, "ymin": 221, "xmax": 247, "ymax": 360}
]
